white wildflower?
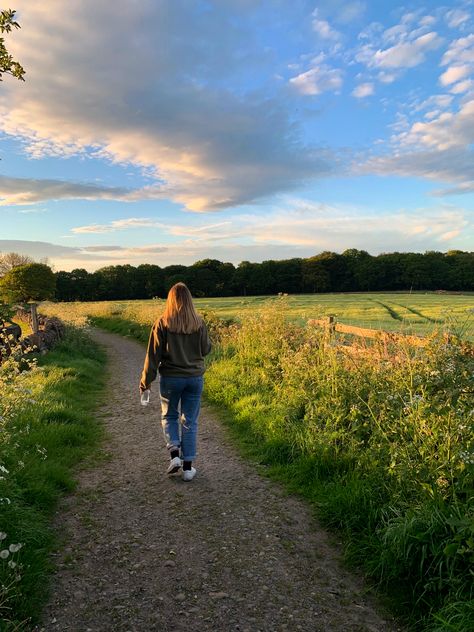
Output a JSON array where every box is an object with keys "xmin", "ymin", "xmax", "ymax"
[
  {"xmin": 9, "ymin": 543, "xmax": 22, "ymax": 553},
  {"xmin": 0, "ymin": 549, "xmax": 9, "ymax": 559}
]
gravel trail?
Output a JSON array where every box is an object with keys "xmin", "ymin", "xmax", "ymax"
[{"xmin": 35, "ymin": 329, "xmax": 401, "ymax": 632}]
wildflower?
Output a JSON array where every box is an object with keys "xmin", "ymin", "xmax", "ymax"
[
  {"xmin": 9, "ymin": 543, "xmax": 22, "ymax": 553},
  {"xmin": 459, "ymin": 450, "xmax": 474, "ymax": 465},
  {"xmin": 0, "ymin": 532, "xmax": 6, "ymax": 541},
  {"xmin": 0, "ymin": 549, "xmax": 9, "ymax": 559},
  {"xmin": 7, "ymin": 560, "xmax": 16, "ymax": 569},
  {"xmin": 0, "ymin": 466, "xmax": 9, "ymax": 475}
]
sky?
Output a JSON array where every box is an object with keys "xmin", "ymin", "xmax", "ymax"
[{"xmin": 0, "ymin": 0, "xmax": 473, "ymax": 272}]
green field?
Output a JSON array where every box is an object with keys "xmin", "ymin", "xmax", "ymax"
[{"xmin": 42, "ymin": 292, "xmax": 474, "ymax": 339}]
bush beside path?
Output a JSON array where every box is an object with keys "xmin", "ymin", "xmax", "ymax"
[{"xmin": 35, "ymin": 329, "xmax": 399, "ymax": 632}]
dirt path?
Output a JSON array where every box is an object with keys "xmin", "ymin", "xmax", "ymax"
[{"xmin": 35, "ymin": 329, "xmax": 400, "ymax": 632}]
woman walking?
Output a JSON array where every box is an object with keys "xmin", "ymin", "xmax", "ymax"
[{"xmin": 139, "ymin": 283, "xmax": 212, "ymax": 481}]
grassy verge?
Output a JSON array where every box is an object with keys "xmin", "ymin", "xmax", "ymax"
[
  {"xmin": 89, "ymin": 315, "xmax": 150, "ymax": 345},
  {"xmin": 0, "ymin": 326, "xmax": 106, "ymax": 630},
  {"xmin": 202, "ymin": 306, "xmax": 473, "ymax": 631}
]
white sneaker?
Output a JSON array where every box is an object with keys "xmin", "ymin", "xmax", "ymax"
[
  {"xmin": 166, "ymin": 456, "xmax": 182, "ymax": 475},
  {"xmin": 182, "ymin": 467, "xmax": 196, "ymax": 482}
]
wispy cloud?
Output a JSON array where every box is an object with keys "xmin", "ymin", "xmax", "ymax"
[
  {"xmin": 2, "ymin": 201, "xmax": 470, "ymax": 271},
  {"xmin": 441, "ymin": 34, "xmax": 474, "ymax": 66},
  {"xmin": 357, "ymin": 31, "xmax": 443, "ymax": 70},
  {"xmin": 71, "ymin": 218, "xmax": 165, "ymax": 234},
  {"xmin": 352, "ymin": 82, "xmax": 374, "ymax": 98},
  {"xmin": 0, "ymin": 175, "xmax": 141, "ymax": 206},
  {"xmin": 312, "ymin": 10, "xmax": 341, "ymax": 41},
  {"xmin": 289, "ymin": 63, "xmax": 343, "ymax": 95},
  {"xmin": 445, "ymin": 9, "xmax": 471, "ymax": 29},
  {"xmin": 439, "ymin": 64, "xmax": 471, "ymax": 86}
]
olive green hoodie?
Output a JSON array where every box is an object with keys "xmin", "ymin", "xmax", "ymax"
[{"xmin": 140, "ymin": 318, "xmax": 211, "ymax": 391}]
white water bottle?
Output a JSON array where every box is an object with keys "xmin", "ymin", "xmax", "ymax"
[{"xmin": 140, "ymin": 389, "xmax": 150, "ymax": 406}]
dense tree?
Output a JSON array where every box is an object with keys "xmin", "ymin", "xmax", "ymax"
[
  {"xmin": 50, "ymin": 251, "xmax": 474, "ymax": 302},
  {"xmin": 301, "ymin": 257, "xmax": 330, "ymax": 293},
  {"xmin": 136, "ymin": 264, "xmax": 164, "ymax": 299},
  {"xmin": 0, "ymin": 9, "xmax": 25, "ymax": 81},
  {"xmin": 0, "ymin": 263, "xmax": 55, "ymax": 303},
  {"xmin": 445, "ymin": 251, "xmax": 474, "ymax": 291},
  {"xmin": 189, "ymin": 260, "xmax": 236, "ymax": 297},
  {"xmin": 162, "ymin": 265, "xmax": 188, "ymax": 293},
  {"xmin": 342, "ymin": 249, "xmax": 376, "ymax": 291}
]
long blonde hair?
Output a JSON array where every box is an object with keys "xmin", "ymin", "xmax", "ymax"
[{"xmin": 161, "ymin": 283, "xmax": 202, "ymax": 334}]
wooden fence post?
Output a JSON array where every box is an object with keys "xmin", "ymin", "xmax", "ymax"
[
  {"xmin": 327, "ymin": 315, "xmax": 336, "ymax": 334},
  {"xmin": 30, "ymin": 303, "xmax": 39, "ymax": 335}
]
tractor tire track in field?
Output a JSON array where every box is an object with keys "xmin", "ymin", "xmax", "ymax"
[
  {"xmin": 370, "ymin": 300, "xmax": 403, "ymax": 322},
  {"xmin": 35, "ymin": 329, "xmax": 401, "ymax": 632}
]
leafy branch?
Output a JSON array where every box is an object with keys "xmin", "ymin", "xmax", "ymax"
[{"xmin": 0, "ymin": 9, "xmax": 25, "ymax": 81}]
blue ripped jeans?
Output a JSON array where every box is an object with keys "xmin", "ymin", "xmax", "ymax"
[{"xmin": 159, "ymin": 375, "xmax": 203, "ymax": 461}]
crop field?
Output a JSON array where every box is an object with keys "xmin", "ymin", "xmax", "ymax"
[{"xmin": 42, "ymin": 292, "xmax": 474, "ymax": 339}]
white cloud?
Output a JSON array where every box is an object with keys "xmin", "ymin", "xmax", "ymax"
[
  {"xmin": 439, "ymin": 65, "xmax": 471, "ymax": 86},
  {"xmin": 358, "ymin": 98, "xmax": 474, "ymax": 195},
  {"xmin": 445, "ymin": 9, "xmax": 470, "ymax": 29},
  {"xmin": 0, "ymin": 0, "xmax": 330, "ymax": 212},
  {"xmin": 414, "ymin": 94, "xmax": 454, "ymax": 113},
  {"xmin": 312, "ymin": 10, "xmax": 341, "ymax": 40},
  {"xmin": 420, "ymin": 16, "xmax": 437, "ymax": 28},
  {"xmin": 355, "ymin": 13, "xmax": 443, "ymax": 76},
  {"xmin": 371, "ymin": 32, "xmax": 443, "ymax": 69},
  {"xmin": 352, "ymin": 82, "xmax": 374, "ymax": 98},
  {"xmin": 289, "ymin": 65, "xmax": 343, "ymax": 95},
  {"xmin": 442, "ymin": 34, "xmax": 474, "ymax": 66},
  {"xmin": 400, "ymin": 99, "xmax": 474, "ymax": 150},
  {"xmin": 450, "ymin": 78, "xmax": 474, "ymax": 94},
  {"xmin": 377, "ymin": 71, "xmax": 397, "ymax": 83}
]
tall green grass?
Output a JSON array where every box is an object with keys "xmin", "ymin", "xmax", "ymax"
[
  {"xmin": 0, "ymin": 327, "xmax": 106, "ymax": 629},
  {"xmin": 204, "ymin": 303, "xmax": 474, "ymax": 631}
]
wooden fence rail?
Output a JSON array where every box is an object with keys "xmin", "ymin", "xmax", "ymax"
[{"xmin": 308, "ymin": 316, "xmax": 428, "ymax": 347}]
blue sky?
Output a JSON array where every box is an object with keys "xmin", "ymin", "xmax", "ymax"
[{"xmin": 0, "ymin": 0, "xmax": 473, "ymax": 271}]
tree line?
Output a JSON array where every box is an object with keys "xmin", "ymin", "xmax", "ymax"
[{"xmin": 52, "ymin": 250, "xmax": 474, "ymax": 301}]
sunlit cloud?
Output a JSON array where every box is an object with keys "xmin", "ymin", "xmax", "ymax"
[
  {"xmin": 0, "ymin": 0, "xmax": 330, "ymax": 212},
  {"xmin": 439, "ymin": 65, "xmax": 471, "ymax": 86},
  {"xmin": 71, "ymin": 218, "xmax": 165, "ymax": 234},
  {"xmin": 441, "ymin": 34, "xmax": 474, "ymax": 66},
  {"xmin": 450, "ymin": 78, "xmax": 474, "ymax": 94},
  {"xmin": 1, "ymin": 202, "xmax": 469, "ymax": 271}
]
